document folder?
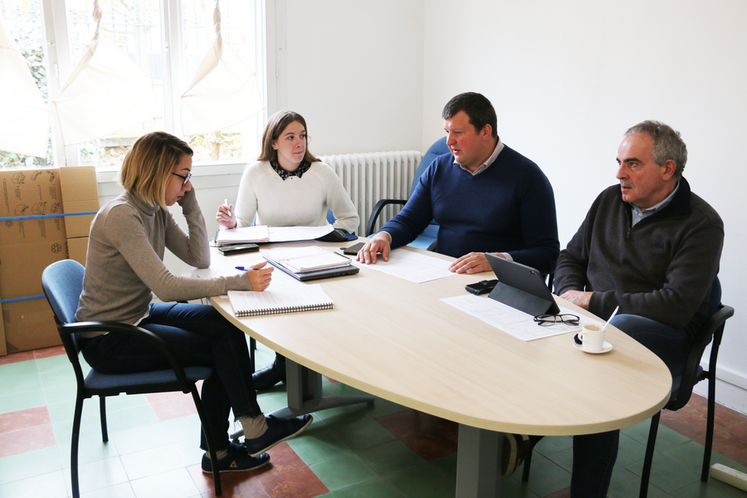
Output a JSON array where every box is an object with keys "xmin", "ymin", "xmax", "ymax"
[{"xmin": 485, "ymin": 253, "xmax": 559, "ymax": 316}]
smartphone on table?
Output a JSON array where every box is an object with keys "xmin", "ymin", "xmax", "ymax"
[
  {"xmin": 341, "ymin": 242, "xmax": 366, "ymax": 255},
  {"xmin": 465, "ymin": 279, "xmax": 499, "ymax": 295},
  {"xmin": 218, "ymin": 243, "xmax": 260, "ymax": 255}
]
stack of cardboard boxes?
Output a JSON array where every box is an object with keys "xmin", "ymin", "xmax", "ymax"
[{"xmin": 0, "ymin": 166, "xmax": 99, "ymax": 355}]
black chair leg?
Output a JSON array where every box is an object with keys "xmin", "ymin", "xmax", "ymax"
[
  {"xmin": 191, "ymin": 387, "xmax": 222, "ymax": 496},
  {"xmin": 99, "ymin": 396, "xmax": 108, "ymax": 442},
  {"xmin": 522, "ymin": 435, "xmax": 544, "ymax": 482},
  {"xmin": 71, "ymin": 395, "xmax": 85, "ymax": 498},
  {"xmin": 640, "ymin": 411, "xmax": 661, "ymax": 498},
  {"xmin": 249, "ymin": 337, "xmax": 256, "ymax": 373},
  {"xmin": 702, "ymin": 378, "xmax": 716, "ymax": 482}
]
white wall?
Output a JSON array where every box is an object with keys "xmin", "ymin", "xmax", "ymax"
[
  {"xmin": 270, "ymin": 0, "xmax": 425, "ymax": 155},
  {"xmin": 422, "ymin": 0, "xmax": 747, "ymax": 412}
]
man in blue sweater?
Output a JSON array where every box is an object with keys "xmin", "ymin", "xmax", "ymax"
[{"xmin": 357, "ymin": 92, "xmax": 559, "ymax": 276}]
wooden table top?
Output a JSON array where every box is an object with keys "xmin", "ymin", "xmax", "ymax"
[{"xmin": 209, "ymin": 240, "xmax": 671, "ymax": 436}]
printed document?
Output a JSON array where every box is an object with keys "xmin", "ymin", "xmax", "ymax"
[
  {"xmin": 441, "ymin": 294, "xmax": 602, "ymax": 341},
  {"xmin": 362, "ymin": 248, "xmax": 454, "ymax": 283}
]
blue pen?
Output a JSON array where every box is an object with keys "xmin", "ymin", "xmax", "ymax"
[
  {"xmin": 224, "ymin": 199, "xmax": 232, "ymax": 217},
  {"xmin": 235, "ymin": 266, "xmax": 248, "ymax": 271}
]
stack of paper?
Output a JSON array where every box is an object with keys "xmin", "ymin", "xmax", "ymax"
[{"xmin": 263, "ymin": 246, "xmax": 351, "ymax": 273}]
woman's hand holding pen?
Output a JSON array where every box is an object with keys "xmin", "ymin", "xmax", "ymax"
[
  {"xmin": 216, "ymin": 201, "xmax": 237, "ymax": 230},
  {"xmin": 239, "ymin": 262, "xmax": 274, "ymax": 291}
]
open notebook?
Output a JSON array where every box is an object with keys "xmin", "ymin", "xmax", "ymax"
[{"xmin": 227, "ymin": 284, "xmax": 333, "ymax": 317}]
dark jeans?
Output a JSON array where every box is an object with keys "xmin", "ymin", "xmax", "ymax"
[
  {"xmin": 571, "ymin": 315, "xmax": 692, "ymax": 497},
  {"xmin": 81, "ymin": 303, "xmax": 262, "ymax": 451}
]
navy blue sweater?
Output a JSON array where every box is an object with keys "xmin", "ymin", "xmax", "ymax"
[{"xmin": 381, "ymin": 145, "xmax": 559, "ymax": 275}]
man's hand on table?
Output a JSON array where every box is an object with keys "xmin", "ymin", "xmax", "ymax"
[
  {"xmin": 357, "ymin": 232, "xmax": 391, "ymax": 264},
  {"xmin": 559, "ymin": 290, "xmax": 592, "ymax": 310}
]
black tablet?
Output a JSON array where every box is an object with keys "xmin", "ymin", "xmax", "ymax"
[{"xmin": 485, "ymin": 254, "xmax": 559, "ymax": 316}]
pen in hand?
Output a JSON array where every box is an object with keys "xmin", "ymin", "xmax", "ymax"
[{"xmin": 224, "ymin": 199, "xmax": 232, "ymax": 217}]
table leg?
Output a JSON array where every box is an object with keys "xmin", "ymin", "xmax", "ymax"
[
  {"xmin": 456, "ymin": 424, "xmax": 502, "ymax": 498},
  {"xmin": 271, "ymin": 358, "xmax": 375, "ymax": 418}
]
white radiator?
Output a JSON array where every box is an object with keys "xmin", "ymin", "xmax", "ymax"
[{"xmin": 319, "ymin": 150, "xmax": 422, "ymax": 235}]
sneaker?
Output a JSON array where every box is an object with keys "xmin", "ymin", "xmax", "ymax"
[
  {"xmin": 244, "ymin": 414, "xmax": 313, "ymax": 457},
  {"xmin": 501, "ymin": 433, "xmax": 531, "ymax": 477},
  {"xmin": 201, "ymin": 443, "xmax": 270, "ymax": 474}
]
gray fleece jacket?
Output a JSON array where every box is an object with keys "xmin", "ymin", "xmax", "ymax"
[{"xmin": 554, "ymin": 178, "xmax": 723, "ymax": 335}]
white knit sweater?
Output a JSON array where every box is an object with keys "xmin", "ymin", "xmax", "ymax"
[{"xmin": 233, "ymin": 161, "xmax": 359, "ymax": 233}]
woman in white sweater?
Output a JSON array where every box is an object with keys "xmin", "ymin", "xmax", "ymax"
[
  {"xmin": 216, "ymin": 111, "xmax": 359, "ymax": 390},
  {"xmin": 77, "ymin": 132, "xmax": 311, "ymax": 475}
]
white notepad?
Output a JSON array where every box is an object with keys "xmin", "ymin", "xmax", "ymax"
[{"xmin": 227, "ymin": 284, "xmax": 334, "ymax": 317}]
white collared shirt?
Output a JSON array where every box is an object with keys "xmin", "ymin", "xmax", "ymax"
[{"xmin": 455, "ymin": 138, "xmax": 504, "ymax": 176}]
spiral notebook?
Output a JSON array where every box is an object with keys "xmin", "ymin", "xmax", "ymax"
[{"xmin": 227, "ymin": 284, "xmax": 334, "ymax": 317}]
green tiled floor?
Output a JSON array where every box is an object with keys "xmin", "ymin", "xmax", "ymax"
[{"xmin": 1, "ymin": 340, "xmax": 747, "ymax": 497}]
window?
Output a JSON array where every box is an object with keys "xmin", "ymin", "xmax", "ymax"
[{"xmin": 0, "ymin": 0, "xmax": 266, "ymax": 170}]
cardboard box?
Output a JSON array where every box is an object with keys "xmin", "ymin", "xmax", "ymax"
[
  {"xmin": 2, "ymin": 298, "xmax": 60, "ymax": 353},
  {"xmin": 67, "ymin": 237, "xmax": 89, "ymax": 267},
  {"xmin": 0, "ymin": 166, "xmax": 97, "ymax": 354},
  {"xmin": 59, "ymin": 166, "xmax": 99, "ymax": 238}
]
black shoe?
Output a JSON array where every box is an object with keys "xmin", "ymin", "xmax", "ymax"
[
  {"xmin": 201, "ymin": 443, "xmax": 270, "ymax": 474},
  {"xmin": 501, "ymin": 433, "xmax": 531, "ymax": 477},
  {"xmin": 244, "ymin": 414, "xmax": 313, "ymax": 457},
  {"xmin": 252, "ymin": 357, "xmax": 286, "ymax": 390}
]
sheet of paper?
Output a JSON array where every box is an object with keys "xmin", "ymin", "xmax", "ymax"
[
  {"xmin": 441, "ymin": 294, "xmax": 603, "ymax": 341},
  {"xmin": 361, "ymin": 248, "xmax": 454, "ymax": 283},
  {"xmin": 268, "ymin": 225, "xmax": 334, "ymax": 242},
  {"xmin": 216, "ymin": 225, "xmax": 270, "ymax": 245}
]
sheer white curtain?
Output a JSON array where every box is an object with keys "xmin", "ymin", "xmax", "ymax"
[
  {"xmin": 51, "ymin": 0, "xmax": 155, "ymax": 146},
  {"xmin": 0, "ymin": 17, "xmax": 50, "ymax": 157},
  {"xmin": 179, "ymin": 0, "xmax": 263, "ymax": 136}
]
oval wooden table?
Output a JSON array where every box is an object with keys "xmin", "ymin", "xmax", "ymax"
[{"xmin": 208, "ymin": 241, "xmax": 672, "ymax": 498}]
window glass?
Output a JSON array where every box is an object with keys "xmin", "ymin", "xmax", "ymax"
[
  {"xmin": 0, "ymin": 0, "xmax": 53, "ymax": 168},
  {"xmin": 182, "ymin": 0, "xmax": 262, "ymax": 163},
  {"xmin": 65, "ymin": 0, "xmax": 162, "ymax": 168}
]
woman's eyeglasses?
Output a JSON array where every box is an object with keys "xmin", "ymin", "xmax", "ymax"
[
  {"xmin": 171, "ymin": 172, "xmax": 192, "ymax": 186},
  {"xmin": 533, "ymin": 313, "xmax": 580, "ymax": 326}
]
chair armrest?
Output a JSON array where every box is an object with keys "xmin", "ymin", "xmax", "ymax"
[
  {"xmin": 366, "ymin": 199, "xmax": 406, "ymax": 236},
  {"xmin": 60, "ymin": 321, "xmax": 194, "ymax": 390}
]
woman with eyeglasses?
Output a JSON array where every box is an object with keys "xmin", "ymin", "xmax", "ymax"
[
  {"xmin": 216, "ymin": 111, "xmax": 359, "ymax": 390},
  {"xmin": 76, "ymin": 131, "xmax": 312, "ymax": 475}
]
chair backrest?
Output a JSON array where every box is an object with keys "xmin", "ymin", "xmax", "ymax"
[
  {"xmin": 41, "ymin": 259, "xmax": 86, "ymax": 356},
  {"xmin": 411, "ymin": 137, "xmax": 449, "ymax": 197}
]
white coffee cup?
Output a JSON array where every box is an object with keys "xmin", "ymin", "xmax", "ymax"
[{"xmin": 578, "ymin": 324, "xmax": 605, "ymax": 352}]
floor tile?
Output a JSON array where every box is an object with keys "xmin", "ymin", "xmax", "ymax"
[
  {"xmin": 0, "ymin": 421, "xmax": 56, "ymax": 457},
  {"xmin": 0, "ymin": 446, "xmax": 62, "ymax": 485},
  {"xmin": 310, "ymin": 454, "xmax": 378, "ymax": 491},
  {"xmin": 521, "ymin": 456, "xmax": 571, "ymax": 497},
  {"xmin": 120, "ymin": 444, "xmax": 185, "ymax": 480},
  {"xmin": 400, "ymin": 425, "xmax": 458, "ymax": 461},
  {"xmin": 288, "ymin": 429, "xmax": 354, "ymax": 465},
  {"xmin": 356, "ymin": 439, "xmax": 424, "ymax": 476},
  {"xmin": 329, "ymin": 477, "xmax": 405, "ymax": 498},
  {"xmin": 130, "ymin": 467, "xmax": 200, "ymax": 498},
  {"xmin": 384, "ymin": 462, "xmax": 456, "ymax": 498},
  {"xmin": 33, "ymin": 346, "xmax": 66, "ymax": 360},
  {"xmin": 375, "ymin": 409, "xmax": 444, "ymax": 439},
  {"xmin": 0, "ymin": 468, "xmax": 68, "ymax": 498},
  {"xmin": 0, "ymin": 405, "xmax": 49, "ymax": 433},
  {"xmin": 257, "ymin": 464, "xmax": 328, "ymax": 498}
]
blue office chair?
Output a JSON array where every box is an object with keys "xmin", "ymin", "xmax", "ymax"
[
  {"xmin": 41, "ymin": 260, "xmax": 223, "ymax": 498},
  {"xmin": 365, "ymin": 137, "xmax": 449, "ymax": 249}
]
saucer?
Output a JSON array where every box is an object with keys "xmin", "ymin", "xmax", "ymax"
[{"xmin": 573, "ymin": 339, "xmax": 613, "ymax": 354}]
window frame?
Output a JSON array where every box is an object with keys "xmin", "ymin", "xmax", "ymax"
[{"xmin": 32, "ymin": 0, "xmax": 269, "ymax": 175}]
